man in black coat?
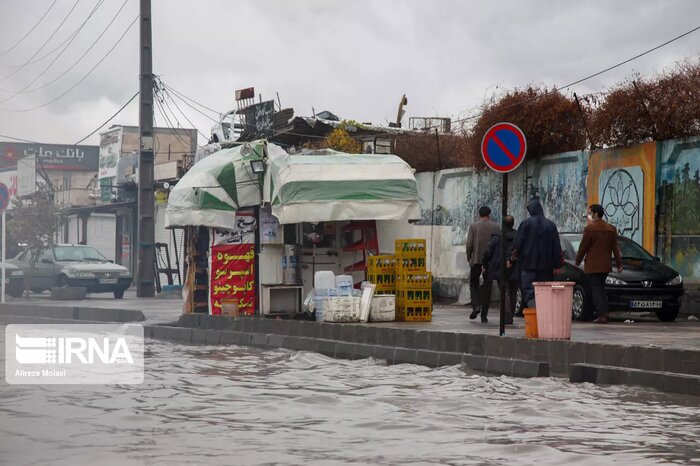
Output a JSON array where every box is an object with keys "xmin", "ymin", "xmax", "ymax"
[
  {"xmin": 511, "ymin": 198, "xmax": 564, "ymax": 309},
  {"xmin": 481, "ymin": 215, "xmax": 518, "ymax": 324}
]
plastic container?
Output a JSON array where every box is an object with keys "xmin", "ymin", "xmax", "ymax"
[
  {"xmin": 369, "ymin": 295, "xmax": 395, "ymax": 322},
  {"xmin": 314, "ymin": 271, "xmax": 335, "ymax": 291},
  {"xmin": 523, "ymin": 308, "xmax": 538, "ymax": 339},
  {"xmin": 533, "ymin": 282, "xmax": 574, "ymax": 340},
  {"xmin": 335, "ymin": 274, "xmax": 354, "ymax": 295},
  {"xmin": 322, "ymin": 296, "xmax": 361, "ymax": 322}
]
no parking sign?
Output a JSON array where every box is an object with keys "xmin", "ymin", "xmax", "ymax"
[
  {"xmin": 480, "ymin": 122, "xmax": 527, "ymax": 336},
  {"xmin": 481, "ymin": 122, "xmax": 527, "ymax": 173}
]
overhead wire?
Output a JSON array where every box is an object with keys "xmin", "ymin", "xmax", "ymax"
[
  {"xmin": 153, "ymin": 87, "xmax": 195, "ymax": 151},
  {"xmin": 0, "ymin": 0, "xmax": 106, "ymax": 102},
  {"xmin": 0, "ymin": 15, "xmax": 138, "ymax": 112},
  {"xmin": 155, "ymin": 78, "xmax": 213, "ymax": 145},
  {"xmin": 0, "ymin": 0, "xmax": 130, "ymax": 95},
  {"xmin": 0, "ymin": 90, "xmax": 138, "ymax": 147},
  {"xmin": 423, "ymin": 23, "xmax": 700, "ymax": 133},
  {"xmin": 0, "ymin": 0, "xmax": 59, "ymax": 58},
  {"xmin": 73, "ymin": 91, "xmax": 138, "ymax": 145},
  {"xmin": 0, "ymin": 0, "xmax": 82, "ymax": 82}
]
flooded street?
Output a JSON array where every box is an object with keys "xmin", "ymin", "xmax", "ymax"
[{"xmin": 1, "ymin": 336, "xmax": 699, "ymax": 466}]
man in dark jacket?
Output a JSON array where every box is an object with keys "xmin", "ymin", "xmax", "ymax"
[
  {"xmin": 466, "ymin": 205, "xmax": 500, "ymax": 322},
  {"xmin": 512, "ymin": 198, "xmax": 564, "ymax": 309},
  {"xmin": 575, "ymin": 204, "xmax": 623, "ymax": 324},
  {"xmin": 481, "ymin": 215, "xmax": 518, "ymax": 324}
]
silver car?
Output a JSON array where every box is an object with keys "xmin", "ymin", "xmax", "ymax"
[{"xmin": 10, "ymin": 244, "xmax": 132, "ymax": 299}]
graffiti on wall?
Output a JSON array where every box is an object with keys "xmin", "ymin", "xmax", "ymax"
[
  {"xmin": 588, "ymin": 142, "xmax": 656, "ymax": 252},
  {"xmin": 529, "ymin": 151, "xmax": 588, "ymax": 233},
  {"xmin": 599, "ymin": 167, "xmax": 643, "ymax": 244},
  {"xmin": 657, "ymin": 137, "xmax": 700, "ymax": 280},
  {"xmin": 415, "ymin": 168, "xmax": 527, "ymax": 246}
]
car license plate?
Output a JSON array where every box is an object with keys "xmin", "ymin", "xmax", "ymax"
[
  {"xmin": 99, "ymin": 278, "xmax": 118, "ymax": 285},
  {"xmin": 630, "ymin": 300, "xmax": 662, "ymax": 309}
]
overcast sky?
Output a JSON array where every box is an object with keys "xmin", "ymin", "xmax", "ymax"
[{"xmin": 0, "ymin": 0, "xmax": 698, "ymax": 147}]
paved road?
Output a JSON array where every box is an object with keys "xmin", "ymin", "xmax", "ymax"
[{"xmin": 6, "ymin": 291, "xmax": 700, "ymax": 351}]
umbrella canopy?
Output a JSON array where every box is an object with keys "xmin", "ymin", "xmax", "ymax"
[
  {"xmin": 264, "ymin": 147, "xmax": 420, "ymax": 224},
  {"xmin": 165, "ymin": 141, "xmax": 265, "ymax": 230}
]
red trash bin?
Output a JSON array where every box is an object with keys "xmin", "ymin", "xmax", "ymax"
[{"xmin": 533, "ymin": 282, "xmax": 574, "ymax": 340}]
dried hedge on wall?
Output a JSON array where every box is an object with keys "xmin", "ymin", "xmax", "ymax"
[{"xmin": 394, "ymin": 59, "xmax": 700, "ymax": 171}]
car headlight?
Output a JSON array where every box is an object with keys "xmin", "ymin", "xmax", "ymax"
[
  {"xmin": 10, "ymin": 270, "xmax": 23, "ymax": 277},
  {"xmin": 666, "ymin": 275, "xmax": 682, "ymax": 286},
  {"xmin": 605, "ymin": 276, "xmax": 627, "ymax": 285},
  {"xmin": 119, "ymin": 270, "xmax": 131, "ymax": 277},
  {"xmin": 73, "ymin": 271, "xmax": 96, "ymax": 278}
]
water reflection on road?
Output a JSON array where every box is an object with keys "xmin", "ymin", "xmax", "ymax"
[{"xmin": 1, "ymin": 338, "xmax": 699, "ymax": 465}]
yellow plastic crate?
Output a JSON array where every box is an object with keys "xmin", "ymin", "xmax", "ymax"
[
  {"xmin": 395, "ymin": 257, "xmax": 427, "ymax": 274},
  {"xmin": 396, "ymin": 272, "xmax": 432, "ymax": 289},
  {"xmin": 396, "ymin": 303, "xmax": 432, "ymax": 322},
  {"xmin": 395, "ymin": 239, "xmax": 427, "ymax": 259},
  {"xmin": 366, "ymin": 255, "xmax": 396, "ymax": 275},
  {"xmin": 396, "ymin": 289, "xmax": 432, "ymax": 307},
  {"xmin": 367, "ymin": 272, "xmax": 395, "ymax": 286}
]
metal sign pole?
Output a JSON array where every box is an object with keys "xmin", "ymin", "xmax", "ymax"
[
  {"xmin": 499, "ymin": 173, "xmax": 508, "ymax": 336},
  {"xmin": 2, "ymin": 211, "xmax": 6, "ymax": 304}
]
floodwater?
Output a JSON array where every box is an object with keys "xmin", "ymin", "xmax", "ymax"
[{"xmin": 1, "ymin": 337, "xmax": 699, "ymax": 465}]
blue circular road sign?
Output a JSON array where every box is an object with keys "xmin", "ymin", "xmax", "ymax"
[{"xmin": 481, "ymin": 122, "xmax": 527, "ymax": 173}]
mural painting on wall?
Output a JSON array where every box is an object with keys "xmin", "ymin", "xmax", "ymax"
[
  {"xmin": 658, "ymin": 137, "xmax": 700, "ymax": 280},
  {"xmin": 529, "ymin": 151, "xmax": 588, "ymax": 233},
  {"xmin": 588, "ymin": 142, "xmax": 656, "ymax": 252},
  {"xmin": 414, "ymin": 169, "xmax": 527, "ymax": 246},
  {"xmin": 599, "ymin": 167, "xmax": 643, "ymax": 245}
]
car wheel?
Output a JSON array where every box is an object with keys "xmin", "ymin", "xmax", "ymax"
[
  {"xmin": 56, "ymin": 275, "xmax": 68, "ymax": 288},
  {"xmin": 656, "ymin": 308, "xmax": 679, "ymax": 322},
  {"xmin": 572, "ymin": 285, "xmax": 593, "ymax": 321},
  {"xmin": 113, "ymin": 289, "xmax": 124, "ymax": 299},
  {"xmin": 7, "ymin": 287, "xmax": 24, "ymax": 298}
]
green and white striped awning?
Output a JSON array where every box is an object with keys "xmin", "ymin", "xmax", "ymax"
[
  {"xmin": 264, "ymin": 147, "xmax": 420, "ymax": 224},
  {"xmin": 166, "ymin": 141, "xmax": 265, "ymax": 230}
]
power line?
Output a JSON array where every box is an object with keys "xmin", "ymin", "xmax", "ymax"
[
  {"xmin": 153, "ymin": 91, "xmax": 194, "ymax": 150},
  {"xmin": 22, "ymin": 0, "xmax": 131, "ymax": 94},
  {"xmin": 155, "ymin": 79, "xmax": 212, "ymax": 145},
  {"xmin": 0, "ymin": 91, "xmax": 138, "ymax": 147},
  {"xmin": 73, "ymin": 91, "xmax": 138, "ymax": 145},
  {"xmin": 0, "ymin": 0, "xmax": 82, "ymax": 83},
  {"xmin": 0, "ymin": 0, "xmax": 106, "ymax": 103},
  {"xmin": 438, "ymin": 23, "xmax": 700, "ymax": 133},
  {"xmin": 0, "ymin": 0, "xmax": 59, "ymax": 58},
  {"xmin": 161, "ymin": 82, "xmax": 221, "ymax": 116},
  {"xmin": 0, "ymin": 15, "xmax": 138, "ymax": 112}
]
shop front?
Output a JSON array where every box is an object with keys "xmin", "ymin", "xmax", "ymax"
[{"xmin": 166, "ymin": 140, "xmax": 423, "ymax": 319}]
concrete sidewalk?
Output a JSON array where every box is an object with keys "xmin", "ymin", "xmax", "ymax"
[
  {"xmin": 2, "ymin": 291, "xmax": 700, "ymax": 396},
  {"xmin": 3, "ymin": 290, "xmax": 699, "ymax": 351}
]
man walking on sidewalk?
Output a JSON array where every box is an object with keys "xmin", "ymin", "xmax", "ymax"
[
  {"xmin": 466, "ymin": 205, "xmax": 499, "ymax": 322},
  {"xmin": 511, "ymin": 197, "xmax": 564, "ymax": 309},
  {"xmin": 481, "ymin": 215, "xmax": 518, "ymax": 324},
  {"xmin": 575, "ymin": 204, "xmax": 623, "ymax": 324}
]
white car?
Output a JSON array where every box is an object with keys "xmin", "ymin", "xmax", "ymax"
[{"xmin": 10, "ymin": 245, "xmax": 132, "ymax": 299}]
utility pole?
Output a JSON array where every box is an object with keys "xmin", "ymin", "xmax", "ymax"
[{"xmin": 137, "ymin": 0, "xmax": 155, "ymax": 297}]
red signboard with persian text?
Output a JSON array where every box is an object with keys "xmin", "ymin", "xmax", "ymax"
[
  {"xmin": 210, "ymin": 243, "xmax": 256, "ymax": 315},
  {"xmin": 209, "ymin": 210, "xmax": 257, "ymax": 315}
]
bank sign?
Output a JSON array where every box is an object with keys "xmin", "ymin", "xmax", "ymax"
[{"xmin": 0, "ymin": 141, "xmax": 99, "ymax": 171}]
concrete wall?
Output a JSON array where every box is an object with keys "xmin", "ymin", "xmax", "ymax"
[
  {"xmin": 380, "ymin": 137, "xmax": 700, "ymax": 298},
  {"xmin": 657, "ymin": 136, "xmax": 700, "ymax": 280}
]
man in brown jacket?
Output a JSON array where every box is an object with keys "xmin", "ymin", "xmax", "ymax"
[
  {"xmin": 575, "ymin": 204, "xmax": 623, "ymax": 324},
  {"xmin": 466, "ymin": 206, "xmax": 500, "ymax": 322}
]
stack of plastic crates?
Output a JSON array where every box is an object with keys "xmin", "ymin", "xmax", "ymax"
[
  {"xmin": 366, "ymin": 255, "xmax": 396, "ymax": 295},
  {"xmin": 395, "ymin": 239, "xmax": 432, "ymax": 321}
]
